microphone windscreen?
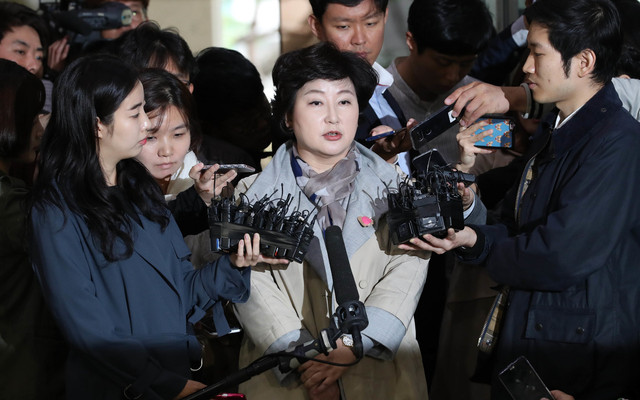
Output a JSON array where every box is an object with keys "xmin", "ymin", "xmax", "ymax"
[{"xmin": 324, "ymin": 226, "xmax": 360, "ymax": 305}]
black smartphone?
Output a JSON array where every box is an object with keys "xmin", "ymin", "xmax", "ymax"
[
  {"xmin": 498, "ymin": 356, "xmax": 555, "ymax": 400},
  {"xmin": 473, "ymin": 116, "xmax": 515, "ymax": 149},
  {"xmin": 201, "ymin": 163, "xmax": 256, "ymax": 174},
  {"xmin": 365, "ymin": 129, "xmax": 396, "ymax": 142},
  {"xmin": 365, "ymin": 127, "xmax": 407, "ymax": 142},
  {"xmin": 410, "ymin": 104, "xmax": 459, "ymax": 150}
]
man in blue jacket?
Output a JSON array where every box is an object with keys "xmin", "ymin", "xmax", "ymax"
[{"xmin": 400, "ymin": 0, "xmax": 640, "ymax": 398}]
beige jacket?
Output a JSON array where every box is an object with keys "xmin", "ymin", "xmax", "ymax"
[{"xmin": 233, "ymin": 142, "xmax": 430, "ymax": 399}]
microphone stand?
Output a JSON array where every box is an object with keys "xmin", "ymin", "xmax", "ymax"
[
  {"xmin": 184, "ymin": 226, "xmax": 369, "ymax": 399},
  {"xmin": 183, "ymin": 300, "xmax": 368, "ymax": 400}
]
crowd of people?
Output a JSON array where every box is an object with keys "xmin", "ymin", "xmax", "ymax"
[{"xmin": 1, "ymin": 0, "xmax": 639, "ymax": 399}]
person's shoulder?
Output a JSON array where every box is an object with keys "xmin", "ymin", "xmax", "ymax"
[{"xmin": 0, "ymin": 173, "xmax": 28, "ymax": 196}]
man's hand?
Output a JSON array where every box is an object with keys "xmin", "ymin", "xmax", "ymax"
[
  {"xmin": 444, "ymin": 82, "xmax": 526, "ymax": 127},
  {"xmin": 172, "ymin": 379, "xmax": 206, "ymax": 399},
  {"xmin": 458, "ymin": 182, "xmax": 476, "ymax": 211},
  {"xmin": 370, "ymin": 119, "xmax": 417, "ymax": 162},
  {"xmin": 398, "ymin": 226, "xmax": 477, "ymax": 254},
  {"xmin": 47, "ymin": 37, "xmax": 70, "ymax": 72},
  {"xmin": 543, "ymin": 390, "xmax": 575, "ymax": 400},
  {"xmin": 456, "ymin": 121, "xmax": 496, "ymax": 173}
]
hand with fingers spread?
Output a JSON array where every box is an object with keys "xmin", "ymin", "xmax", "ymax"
[
  {"xmin": 444, "ymin": 81, "xmax": 526, "ymax": 128},
  {"xmin": 229, "ymin": 233, "xmax": 291, "ymax": 268},
  {"xmin": 456, "ymin": 120, "xmax": 497, "ymax": 173},
  {"xmin": 398, "ymin": 226, "xmax": 477, "ymax": 254},
  {"xmin": 189, "ymin": 163, "xmax": 237, "ymax": 206}
]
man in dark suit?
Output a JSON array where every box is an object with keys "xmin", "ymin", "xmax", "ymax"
[
  {"xmin": 307, "ymin": 0, "xmax": 411, "ymax": 173},
  {"xmin": 404, "ymin": 0, "xmax": 640, "ymax": 398}
]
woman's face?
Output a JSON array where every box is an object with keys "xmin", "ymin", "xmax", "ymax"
[
  {"xmin": 136, "ymin": 105, "xmax": 191, "ymax": 180},
  {"xmin": 97, "ymin": 81, "xmax": 150, "ymax": 166},
  {"xmin": 289, "ymin": 78, "xmax": 359, "ymax": 172},
  {"xmin": 17, "ymin": 113, "xmax": 47, "ymax": 164}
]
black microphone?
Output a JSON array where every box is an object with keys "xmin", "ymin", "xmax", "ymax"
[
  {"xmin": 324, "ymin": 226, "xmax": 368, "ymax": 358},
  {"xmin": 325, "ymin": 225, "xmax": 360, "ymax": 305}
]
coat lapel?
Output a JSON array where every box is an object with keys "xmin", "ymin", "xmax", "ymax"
[
  {"xmin": 130, "ymin": 217, "xmax": 180, "ymax": 296},
  {"xmin": 243, "ymin": 142, "xmax": 400, "ymax": 290}
]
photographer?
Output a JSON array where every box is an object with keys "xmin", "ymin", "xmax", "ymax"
[
  {"xmin": 45, "ymin": 0, "xmax": 149, "ymax": 74},
  {"xmin": 401, "ymin": 0, "xmax": 640, "ymax": 399}
]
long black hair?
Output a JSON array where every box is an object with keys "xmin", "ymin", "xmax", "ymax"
[
  {"xmin": 31, "ymin": 54, "xmax": 169, "ymax": 261},
  {"xmin": 0, "ymin": 59, "xmax": 45, "ymax": 159}
]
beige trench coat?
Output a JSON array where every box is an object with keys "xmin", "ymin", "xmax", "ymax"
[{"xmin": 233, "ymin": 143, "xmax": 430, "ymax": 399}]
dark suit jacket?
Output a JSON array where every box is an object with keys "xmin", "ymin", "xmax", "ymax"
[
  {"xmin": 355, "ymin": 89, "xmax": 408, "ymax": 145},
  {"xmin": 464, "ymin": 83, "xmax": 640, "ymax": 400},
  {"xmin": 31, "ymin": 201, "xmax": 250, "ymax": 399}
]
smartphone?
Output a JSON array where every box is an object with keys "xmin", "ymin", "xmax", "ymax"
[
  {"xmin": 410, "ymin": 104, "xmax": 459, "ymax": 150},
  {"xmin": 201, "ymin": 163, "xmax": 256, "ymax": 174},
  {"xmin": 498, "ymin": 356, "xmax": 555, "ymax": 400},
  {"xmin": 365, "ymin": 127, "xmax": 407, "ymax": 142},
  {"xmin": 472, "ymin": 117, "xmax": 515, "ymax": 149}
]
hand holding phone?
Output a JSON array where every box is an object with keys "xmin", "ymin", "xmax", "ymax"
[
  {"xmin": 410, "ymin": 104, "xmax": 460, "ymax": 151},
  {"xmin": 472, "ymin": 117, "xmax": 515, "ymax": 149},
  {"xmin": 498, "ymin": 356, "xmax": 555, "ymax": 400},
  {"xmin": 366, "ymin": 128, "xmax": 406, "ymax": 142},
  {"xmin": 201, "ymin": 163, "xmax": 256, "ymax": 174}
]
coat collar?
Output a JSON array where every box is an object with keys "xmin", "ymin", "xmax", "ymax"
[
  {"xmin": 542, "ymin": 82, "xmax": 622, "ymax": 156},
  {"xmin": 243, "ymin": 141, "xmax": 400, "ymax": 288}
]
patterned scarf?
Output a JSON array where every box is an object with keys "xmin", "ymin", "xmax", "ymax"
[{"xmin": 291, "ymin": 144, "xmax": 360, "ymax": 230}]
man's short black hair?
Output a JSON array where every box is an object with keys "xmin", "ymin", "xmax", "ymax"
[
  {"xmin": 407, "ymin": 0, "xmax": 493, "ymax": 56},
  {"xmin": 117, "ymin": 22, "xmax": 195, "ymax": 79},
  {"xmin": 525, "ymin": 0, "xmax": 622, "ymax": 84},
  {"xmin": 0, "ymin": 2, "xmax": 49, "ymax": 48},
  {"xmin": 309, "ymin": 0, "xmax": 388, "ymax": 21}
]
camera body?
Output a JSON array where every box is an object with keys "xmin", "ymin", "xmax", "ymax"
[
  {"xmin": 39, "ymin": 1, "xmax": 132, "ymax": 51},
  {"xmin": 387, "ymin": 149, "xmax": 474, "ymax": 245},
  {"xmin": 208, "ymin": 194, "xmax": 315, "ymax": 263}
]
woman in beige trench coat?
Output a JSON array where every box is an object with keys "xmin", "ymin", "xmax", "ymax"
[{"xmin": 233, "ymin": 42, "xmax": 431, "ymax": 400}]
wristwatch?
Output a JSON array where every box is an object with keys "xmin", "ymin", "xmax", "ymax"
[{"xmin": 340, "ymin": 334, "xmax": 356, "ymax": 356}]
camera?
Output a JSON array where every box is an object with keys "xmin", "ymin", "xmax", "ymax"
[
  {"xmin": 387, "ymin": 149, "xmax": 475, "ymax": 245},
  {"xmin": 208, "ymin": 192, "xmax": 316, "ymax": 263},
  {"xmin": 39, "ymin": 1, "xmax": 132, "ymax": 51}
]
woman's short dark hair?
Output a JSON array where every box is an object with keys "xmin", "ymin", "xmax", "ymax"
[
  {"xmin": 271, "ymin": 42, "xmax": 377, "ymax": 137},
  {"xmin": 525, "ymin": 0, "xmax": 622, "ymax": 84},
  {"xmin": 139, "ymin": 68, "xmax": 201, "ymax": 152},
  {"xmin": 32, "ymin": 54, "xmax": 168, "ymax": 261},
  {"xmin": 0, "ymin": 59, "xmax": 44, "ymax": 159}
]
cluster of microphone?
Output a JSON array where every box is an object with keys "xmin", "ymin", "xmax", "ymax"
[{"xmin": 207, "ymin": 193, "xmax": 316, "ymax": 263}]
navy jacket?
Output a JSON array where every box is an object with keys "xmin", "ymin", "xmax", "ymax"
[
  {"xmin": 31, "ymin": 201, "xmax": 250, "ymax": 399},
  {"xmin": 355, "ymin": 89, "xmax": 407, "ymax": 144},
  {"xmin": 465, "ymin": 83, "xmax": 640, "ymax": 399}
]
